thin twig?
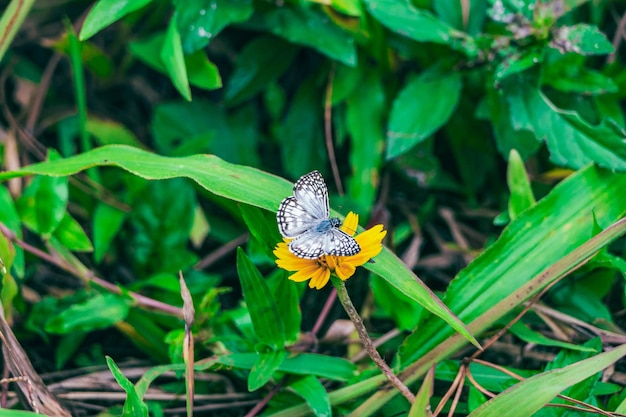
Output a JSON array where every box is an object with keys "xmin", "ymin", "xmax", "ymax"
[
  {"xmin": 195, "ymin": 233, "xmax": 248, "ymax": 270},
  {"xmin": 311, "ymin": 288, "xmax": 337, "ymax": 336},
  {"xmin": 608, "ymin": 10, "xmax": 626, "ymax": 64},
  {"xmin": 243, "ymin": 381, "xmax": 284, "ymax": 417},
  {"xmin": 333, "ymin": 279, "xmax": 415, "ymax": 404},
  {"xmin": 324, "ymin": 64, "xmax": 343, "ymax": 196},
  {"xmin": 433, "ymin": 364, "xmax": 465, "ymax": 416}
]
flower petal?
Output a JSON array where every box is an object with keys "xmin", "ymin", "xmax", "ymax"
[
  {"xmin": 288, "ymin": 264, "xmax": 323, "ymax": 282},
  {"xmin": 308, "ymin": 268, "xmax": 331, "ymax": 289},
  {"xmin": 341, "ymin": 212, "xmax": 359, "ymax": 236},
  {"xmin": 335, "ymin": 261, "xmax": 356, "ymax": 280},
  {"xmin": 274, "ymin": 243, "xmax": 317, "ymax": 270}
]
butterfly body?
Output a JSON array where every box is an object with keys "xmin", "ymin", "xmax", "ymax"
[{"xmin": 276, "ymin": 171, "xmax": 361, "ymax": 259}]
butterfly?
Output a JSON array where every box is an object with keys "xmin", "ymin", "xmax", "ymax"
[{"xmin": 277, "ymin": 170, "xmax": 361, "ymax": 259}]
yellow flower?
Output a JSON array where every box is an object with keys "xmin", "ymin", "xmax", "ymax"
[{"xmin": 273, "ymin": 212, "xmax": 387, "ymax": 289}]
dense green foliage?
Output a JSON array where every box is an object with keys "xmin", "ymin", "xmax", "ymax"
[{"xmin": 1, "ymin": 0, "xmax": 626, "ymax": 416}]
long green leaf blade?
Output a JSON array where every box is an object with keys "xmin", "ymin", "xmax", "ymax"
[
  {"xmin": 236, "ymin": 248, "xmax": 285, "ymax": 348},
  {"xmin": 468, "ymin": 344, "xmax": 626, "ymax": 417},
  {"xmin": 0, "ymin": 145, "xmax": 477, "ymax": 347}
]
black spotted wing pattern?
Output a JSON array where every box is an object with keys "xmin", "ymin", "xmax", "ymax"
[{"xmin": 277, "ymin": 170, "xmax": 361, "ymax": 259}]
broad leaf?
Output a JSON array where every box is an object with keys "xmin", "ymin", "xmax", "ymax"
[
  {"xmin": 289, "ymin": 375, "xmax": 331, "ymax": 417},
  {"xmin": 387, "ymin": 68, "xmax": 462, "ymax": 159},
  {"xmin": 175, "ymin": 0, "xmax": 253, "ymax": 53},
  {"xmin": 46, "ymin": 293, "xmax": 130, "ymax": 334},
  {"xmin": 249, "ymin": 349, "xmax": 287, "ymax": 391},
  {"xmin": 365, "ymin": 0, "xmax": 464, "ymax": 45},
  {"xmin": 80, "ymin": 0, "xmax": 153, "ymax": 41},
  {"xmin": 256, "ymin": 8, "xmax": 356, "ymax": 67},
  {"xmin": 225, "ymin": 36, "xmax": 297, "ymax": 105},
  {"xmin": 161, "ymin": 16, "xmax": 191, "ymax": 101},
  {"xmin": 551, "ymin": 24, "xmax": 614, "ymax": 55},
  {"xmin": 507, "ymin": 81, "xmax": 626, "ymax": 171}
]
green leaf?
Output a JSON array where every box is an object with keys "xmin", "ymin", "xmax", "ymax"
[
  {"xmin": 184, "ymin": 49, "xmax": 222, "ymax": 90},
  {"xmin": 331, "ymin": 0, "xmax": 362, "ymax": 16},
  {"xmin": 80, "ymin": 0, "xmax": 153, "ymax": 41},
  {"xmin": 0, "ymin": 411, "xmax": 48, "ymax": 417},
  {"xmin": 551, "ymin": 24, "xmax": 614, "ymax": 55},
  {"xmin": 468, "ymin": 343, "xmax": 626, "ymax": 417},
  {"xmin": 364, "ymin": 0, "xmax": 463, "ymax": 45},
  {"xmin": 46, "ymin": 293, "xmax": 130, "ymax": 334},
  {"xmin": 161, "ymin": 16, "xmax": 191, "ymax": 101},
  {"xmin": 56, "ymin": 331, "xmax": 87, "ymax": 369},
  {"xmin": 128, "ymin": 179, "xmax": 197, "ymax": 275},
  {"xmin": 487, "ymin": 0, "xmax": 534, "ymax": 21},
  {"xmin": 150, "ymin": 99, "xmax": 259, "ymax": 166},
  {"xmin": 541, "ymin": 50, "xmax": 617, "ymax": 94},
  {"xmin": 507, "ymin": 81, "xmax": 626, "ymax": 171},
  {"xmin": 175, "ymin": 0, "xmax": 253, "ymax": 54},
  {"xmin": 86, "ymin": 117, "xmax": 143, "ymax": 147},
  {"xmin": 0, "ymin": 232, "xmax": 15, "ymax": 279},
  {"xmin": 533, "ymin": 338, "xmax": 602, "ymax": 417},
  {"xmin": 93, "ymin": 203, "xmax": 127, "ymax": 263},
  {"xmin": 125, "ymin": 309, "xmax": 169, "ymax": 362},
  {"xmin": 279, "ymin": 77, "xmax": 326, "ymax": 178},
  {"xmin": 65, "ymin": 20, "xmax": 91, "ymax": 158},
  {"xmin": 217, "ymin": 352, "xmax": 357, "ymax": 381},
  {"xmin": 410, "ymin": 366, "xmax": 434, "ymax": 417},
  {"xmin": 236, "ymin": 248, "xmax": 285, "ymax": 349},
  {"xmin": 258, "ymin": 7, "xmax": 356, "ymax": 67},
  {"xmin": 249, "ymin": 349, "xmax": 287, "ymax": 391},
  {"xmin": 129, "ymin": 33, "xmax": 221, "ymax": 91},
  {"xmin": 0, "ymin": 145, "xmax": 287, "ymax": 212},
  {"xmin": 16, "ymin": 164, "xmax": 68, "ymax": 238},
  {"xmin": 386, "ymin": 68, "xmax": 462, "ymax": 159},
  {"xmin": 225, "ymin": 36, "xmax": 297, "ymax": 105},
  {"xmin": 371, "ymin": 275, "xmax": 424, "ymax": 331},
  {"xmin": 52, "ymin": 212, "xmax": 94, "ymax": 252},
  {"xmin": 494, "ymin": 48, "xmax": 542, "ymax": 81},
  {"xmin": 240, "ymin": 204, "xmax": 281, "ymax": 259},
  {"xmin": 401, "ymin": 165, "xmax": 626, "ymax": 366},
  {"xmin": 507, "ymin": 149, "xmax": 536, "ymax": 220},
  {"xmin": 0, "ymin": 0, "xmax": 35, "ymax": 62},
  {"xmin": 486, "ymin": 87, "xmax": 541, "ymax": 160},
  {"xmin": 289, "ymin": 375, "xmax": 331, "ymax": 417},
  {"xmin": 268, "ymin": 272, "xmax": 301, "ymax": 345},
  {"xmin": 106, "ymin": 356, "xmax": 149, "ymax": 417},
  {"xmin": 509, "ymin": 322, "xmax": 597, "ymax": 352},
  {"xmin": 0, "ymin": 145, "xmax": 476, "ymax": 347},
  {"xmin": 369, "ymin": 249, "xmax": 479, "ymax": 350},
  {"xmin": 0, "ymin": 186, "xmax": 24, "ymax": 277},
  {"xmin": 346, "ymin": 69, "xmax": 384, "ymax": 214},
  {"xmin": 445, "ymin": 97, "xmax": 496, "ymax": 192}
]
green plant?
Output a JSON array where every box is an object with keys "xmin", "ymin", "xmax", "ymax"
[{"xmin": 0, "ymin": 0, "xmax": 625, "ymax": 416}]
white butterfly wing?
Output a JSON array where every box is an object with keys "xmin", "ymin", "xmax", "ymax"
[
  {"xmin": 288, "ymin": 230, "xmax": 327, "ymax": 259},
  {"xmin": 324, "ymin": 228, "xmax": 360, "ymax": 257},
  {"xmin": 289, "ymin": 228, "xmax": 360, "ymax": 259},
  {"xmin": 292, "ymin": 171, "xmax": 329, "ymax": 221},
  {"xmin": 277, "ymin": 197, "xmax": 319, "ymax": 238},
  {"xmin": 277, "ymin": 170, "xmax": 362, "ymax": 260}
]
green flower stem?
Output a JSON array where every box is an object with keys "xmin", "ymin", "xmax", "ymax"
[{"xmin": 332, "ymin": 277, "xmax": 416, "ymax": 404}]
